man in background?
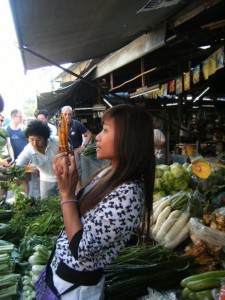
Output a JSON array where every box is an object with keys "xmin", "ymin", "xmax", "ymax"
[
  {"xmin": 35, "ymin": 109, "xmax": 57, "ymax": 136},
  {"xmin": 7, "ymin": 109, "xmax": 28, "ymax": 160},
  {"xmin": 61, "ymin": 105, "xmax": 92, "ymax": 190},
  {"xmin": 6, "ymin": 109, "xmax": 29, "ymax": 194}
]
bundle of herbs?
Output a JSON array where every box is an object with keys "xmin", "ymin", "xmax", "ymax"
[{"xmin": 4, "ymin": 195, "xmax": 63, "ymax": 252}]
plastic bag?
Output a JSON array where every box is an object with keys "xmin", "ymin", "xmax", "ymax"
[
  {"xmin": 189, "ymin": 213, "xmax": 225, "ymax": 247},
  {"xmin": 138, "ymin": 288, "xmax": 178, "ymax": 300},
  {"xmin": 35, "ymin": 267, "xmax": 59, "ymax": 300}
]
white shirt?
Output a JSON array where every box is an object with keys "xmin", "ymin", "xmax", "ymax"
[
  {"xmin": 154, "ymin": 129, "xmax": 165, "ymax": 144},
  {"xmin": 16, "ymin": 136, "xmax": 59, "ymax": 182},
  {"xmin": 48, "ymin": 123, "xmax": 57, "ymax": 136}
]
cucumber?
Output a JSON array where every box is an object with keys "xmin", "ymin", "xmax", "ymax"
[
  {"xmin": 187, "ymin": 278, "xmax": 221, "ymax": 291},
  {"xmin": 181, "ymin": 270, "xmax": 225, "ymax": 287},
  {"xmin": 188, "ymin": 292, "xmax": 198, "ymax": 300},
  {"xmin": 194, "ymin": 289, "xmax": 216, "ymax": 300},
  {"xmin": 182, "ymin": 286, "xmax": 192, "ymax": 299}
]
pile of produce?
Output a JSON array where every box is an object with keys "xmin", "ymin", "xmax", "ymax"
[
  {"xmin": 153, "ymin": 162, "xmax": 192, "ymax": 201},
  {"xmin": 180, "ymin": 270, "xmax": 225, "ymax": 299},
  {"xmin": 2, "ymin": 195, "xmax": 62, "ymax": 250},
  {"xmin": 0, "ymin": 164, "xmax": 25, "ymax": 190},
  {"xmin": 151, "ymin": 191, "xmax": 191, "ymax": 249},
  {"xmin": 0, "ymin": 158, "xmax": 224, "ymax": 299},
  {"xmin": 0, "ymin": 240, "xmax": 20, "ymax": 299},
  {"xmin": 21, "ymin": 244, "xmax": 50, "ymax": 299},
  {"xmin": 104, "ymin": 243, "xmax": 197, "ymax": 300}
]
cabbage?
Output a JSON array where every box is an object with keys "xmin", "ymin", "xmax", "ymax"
[
  {"xmin": 154, "ymin": 178, "xmax": 163, "ymax": 190},
  {"xmin": 182, "ymin": 171, "xmax": 191, "ymax": 184},
  {"xmin": 182, "ymin": 162, "xmax": 189, "ymax": 169},
  {"xmin": 162, "ymin": 170, "xmax": 174, "ymax": 193},
  {"xmin": 155, "ymin": 167, "xmax": 164, "ymax": 178},
  {"xmin": 186, "ymin": 164, "xmax": 193, "ymax": 174},
  {"xmin": 153, "ymin": 191, "xmax": 167, "ymax": 202},
  {"xmin": 162, "ymin": 181, "xmax": 173, "ymax": 193},
  {"xmin": 170, "ymin": 163, "xmax": 185, "ymax": 179},
  {"xmin": 157, "ymin": 164, "xmax": 170, "ymax": 172},
  {"xmin": 183, "ymin": 162, "xmax": 193, "ymax": 174},
  {"xmin": 162, "ymin": 170, "xmax": 174, "ymax": 182},
  {"xmin": 173, "ymin": 177, "xmax": 188, "ymax": 191}
]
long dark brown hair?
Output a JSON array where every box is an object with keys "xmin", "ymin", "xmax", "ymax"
[{"xmin": 78, "ymin": 104, "xmax": 155, "ymax": 236}]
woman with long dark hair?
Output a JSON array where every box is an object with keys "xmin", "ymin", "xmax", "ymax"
[{"xmin": 36, "ymin": 104, "xmax": 155, "ymax": 300}]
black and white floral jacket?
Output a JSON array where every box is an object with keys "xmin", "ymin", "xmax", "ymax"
[{"xmin": 49, "ymin": 168, "xmax": 144, "ymax": 288}]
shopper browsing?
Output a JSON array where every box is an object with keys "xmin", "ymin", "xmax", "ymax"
[
  {"xmin": 16, "ymin": 120, "xmax": 59, "ymax": 199},
  {"xmin": 35, "ymin": 104, "xmax": 155, "ymax": 299}
]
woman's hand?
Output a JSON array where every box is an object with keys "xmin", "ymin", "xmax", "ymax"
[{"xmin": 53, "ymin": 152, "xmax": 78, "ymax": 199}]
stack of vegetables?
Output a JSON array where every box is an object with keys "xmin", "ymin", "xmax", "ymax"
[
  {"xmin": 151, "ymin": 191, "xmax": 191, "ymax": 250},
  {"xmin": 104, "ymin": 243, "xmax": 197, "ymax": 300},
  {"xmin": 3, "ymin": 195, "xmax": 62, "ymax": 247},
  {"xmin": 153, "ymin": 162, "xmax": 192, "ymax": 202},
  {"xmin": 0, "ymin": 240, "xmax": 20, "ymax": 299},
  {"xmin": 180, "ymin": 270, "xmax": 225, "ymax": 299},
  {"xmin": 21, "ymin": 244, "xmax": 50, "ymax": 299}
]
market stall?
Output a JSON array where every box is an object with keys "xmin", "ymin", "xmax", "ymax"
[{"xmin": 1, "ymin": 147, "xmax": 225, "ymax": 299}]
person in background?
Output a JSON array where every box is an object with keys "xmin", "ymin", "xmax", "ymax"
[
  {"xmin": 0, "ymin": 113, "xmax": 14, "ymax": 166},
  {"xmin": 35, "ymin": 104, "xmax": 155, "ymax": 299},
  {"xmin": 61, "ymin": 105, "xmax": 92, "ymax": 190},
  {"xmin": 153, "ymin": 120, "xmax": 166, "ymax": 164},
  {"xmin": 6, "ymin": 109, "xmax": 29, "ymax": 193},
  {"xmin": 16, "ymin": 120, "xmax": 59, "ymax": 199},
  {"xmin": 0, "ymin": 95, "xmax": 12, "ymax": 184},
  {"xmin": 35, "ymin": 109, "xmax": 57, "ymax": 136},
  {"xmin": 154, "ymin": 128, "xmax": 166, "ymax": 151},
  {"xmin": 6, "ymin": 109, "xmax": 28, "ymax": 160}
]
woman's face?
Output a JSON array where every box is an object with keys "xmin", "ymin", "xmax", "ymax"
[{"xmin": 96, "ymin": 118, "xmax": 115, "ymax": 164}]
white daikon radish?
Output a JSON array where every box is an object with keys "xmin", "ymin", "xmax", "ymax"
[
  {"xmin": 163, "ymin": 223, "xmax": 189, "ymax": 250},
  {"xmin": 152, "ymin": 205, "xmax": 171, "ymax": 238},
  {"xmin": 162, "ymin": 211, "xmax": 190, "ymax": 244},
  {"xmin": 152, "ymin": 198, "xmax": 171, "ymax": 224},
  {"xmin": 155, "ymin": 210, "xmax": 181, "ymax": 243}
]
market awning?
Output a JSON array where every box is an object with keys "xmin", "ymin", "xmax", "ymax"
[
  {"xmin": 37, "ymin": 68, "xmax": 98, "ymax": 115},
  {"xmin": 9, "ymin": 0, "xmax": 192, "ymax": 71}
]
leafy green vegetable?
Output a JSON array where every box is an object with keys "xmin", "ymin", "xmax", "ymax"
[
  {"xmin": 4, "ymin": 196, "xmax": 62, "ymax": 247},
  {"xmin": 170, "ymin": 163, "xmax": 185, "ymax": 179},
  {"xmin": 153, "ymin": 191, "xmax": 167, "ymax": 202},
  {"xmin": 155, "ymin": 167, "xmax": 164, "ymax": 178},
  {"xmin": 154, "ymin": 178, "xmax": 163, "ymax": 190},
  {"xmin": 173, "ymin": 177, "xmax": 188, "ymax": 191}
]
